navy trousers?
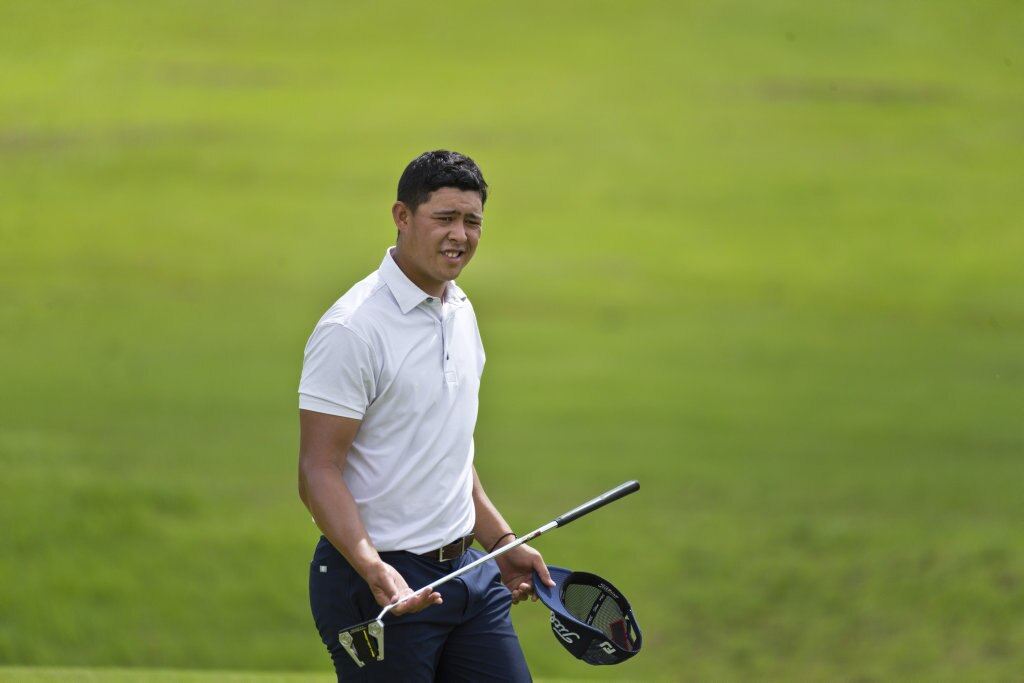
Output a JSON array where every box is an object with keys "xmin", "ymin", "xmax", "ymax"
[{"xmin": 309, "ymin": 536, "xmax": 532, "ymax": 682}]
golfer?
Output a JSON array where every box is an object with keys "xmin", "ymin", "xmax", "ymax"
[{"xmin": 298, "ymin": 150, "xmax": 553, "ymax": 681}]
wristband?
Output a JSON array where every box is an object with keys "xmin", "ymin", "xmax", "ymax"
[{"xmin": 488, "ymin": 532, "xmax": 517, "ymax": 553}]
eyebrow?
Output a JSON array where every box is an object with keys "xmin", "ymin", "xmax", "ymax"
[{"xmin": 431, "ymin": 209, "xmax": 483, "ymax": 219}]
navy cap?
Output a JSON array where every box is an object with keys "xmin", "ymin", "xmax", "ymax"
[{"xmin": 533, "ymin": 565, "xmax": 642, "ymax": 665}]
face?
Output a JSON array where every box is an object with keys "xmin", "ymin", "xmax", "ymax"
[{"xmin": 392, "ymin": 187, "xmax": 483, "ymax": 298}]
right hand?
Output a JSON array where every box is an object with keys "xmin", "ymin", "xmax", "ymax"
[{"xmin": 363, "ymin": 561, "xmax": 443, "ymax": 615}]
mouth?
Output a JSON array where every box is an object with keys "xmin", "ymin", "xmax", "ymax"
[{"xmin": 441, "ymin": 249, "xmax": 464, "ymax": 262}]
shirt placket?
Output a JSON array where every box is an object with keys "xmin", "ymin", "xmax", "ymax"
[{"xmin": 441, "ymin": 302, "xmax": 458, "ymax": 387}]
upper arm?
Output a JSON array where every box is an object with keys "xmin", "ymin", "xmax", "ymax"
[
  {"xmin": 299, "ymin": 409, "xmax": 361, "ymax": 470},
  {"xmin": 297, "ymin": 409, "xmax": 362, "ymax": 508},
  {"xmin": 296, "ymin": 322, "xmax": 374, "ymax": 494}
]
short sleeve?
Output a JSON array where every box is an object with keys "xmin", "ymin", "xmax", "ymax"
[{"xmin": 298, "ymin": 323, "xmax": 377, "ymax": 419}]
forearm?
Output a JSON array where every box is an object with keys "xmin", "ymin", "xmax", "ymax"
[
  {"xmin": 471, "ymin": 467, "xmax": 554, "ymax": 603},
  {"xmin": 299, "ymin": 460, "xmax": 381, "ymax": 580},
  {"xmin": 298, "ymin": 410, "xmax": 384, "ymax": 580},
  {"xmin": 471, "ymin": 467, "xmax": 516, "ymax": 552}
]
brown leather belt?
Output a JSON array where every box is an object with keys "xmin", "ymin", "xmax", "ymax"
[{"xmin": 419, "ymin": 533, "xmax": 475, "ymax": 561}]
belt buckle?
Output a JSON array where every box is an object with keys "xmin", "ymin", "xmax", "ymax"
[{"xmin": 438, "ymin": 536, "xmax": 466, "ymax": 561}]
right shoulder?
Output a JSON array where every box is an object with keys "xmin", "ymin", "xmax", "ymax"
[
  {"xmin": 301, "ymin": 271, "xmax": 389, "ymax": 378},
  {"xmin": 315, "ymin": 270, "xmax": 390, "ymax": 335}
]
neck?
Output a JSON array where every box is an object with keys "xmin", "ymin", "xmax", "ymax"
[{"xmin": 390, "ymin": 247, "xmax": 446, "ymax": 299}]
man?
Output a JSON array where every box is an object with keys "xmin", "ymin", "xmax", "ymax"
[{"xmin": 298, "ymin": 150, "xmax": 553, "ymax": 681}]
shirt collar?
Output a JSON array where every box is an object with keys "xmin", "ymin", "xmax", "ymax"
[{"xmin": 380, "ymin": 248, "xmax": 467, "ymax": 314}]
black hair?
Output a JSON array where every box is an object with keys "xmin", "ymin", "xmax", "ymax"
[{"xmin": 396, "ymin": 150, "xmax": 488, "ymax": 212}]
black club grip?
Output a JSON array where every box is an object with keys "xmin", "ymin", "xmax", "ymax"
[{"xmin": 553, "ymin": 480, "xmax": 640, "ymax": 528}]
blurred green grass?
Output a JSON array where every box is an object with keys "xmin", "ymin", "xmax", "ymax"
[
  {"xmin": 0, "ymin": 668, "xmax": 332, "ymax": 683},
  {"xmin": 1, "ymin": 0, "xmax": 1022, "ymax": 680},
  {"xmin": 0, "ymin": 671, "xmax": 610, "ymax": 683}
]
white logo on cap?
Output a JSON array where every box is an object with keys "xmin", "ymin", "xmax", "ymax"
[
  {"xmin": 550, "ymin": 614, "xmax": 580, "ymax": 644},
  {"xmin": 598, "ymin": 640, "xmax": 617, "ymax": 655}
]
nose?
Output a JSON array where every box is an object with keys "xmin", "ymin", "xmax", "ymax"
[{"xmin": 448, "ymin": 218, "xmax": 468, "ymax": 241}]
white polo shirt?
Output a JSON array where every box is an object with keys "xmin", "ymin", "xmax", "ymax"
[{"xmin": 298, "ymin": 249, "xmax": 485, "ymax": 554}]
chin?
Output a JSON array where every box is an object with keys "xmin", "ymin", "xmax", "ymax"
[{"xmin": 441, "ymin": 263, "xmax": 467, "ymax": 278}]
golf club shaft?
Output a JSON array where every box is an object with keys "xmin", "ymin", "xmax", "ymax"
[
  {"xmin": 376, "ymin": 480, "xmax": 640, "ymax": 620},
  {"xmin": 375, "ymin": 521, "xmax": 557, "ymax": 619}
]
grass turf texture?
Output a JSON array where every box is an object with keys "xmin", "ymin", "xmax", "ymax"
[
  {"xmin": 1, "ymin": 0, "xmax": 1022, "ymax": 680},
  {"xmin": 0, "ymin": 672, "xmax": 611, "ymax": 683},
  {"xmin": 0, "ymin": 669, "xmax": 332, "ymax": 683},
  {"xmin": 0, "ymin": 672, "xmax": 600, "ymax": 683}
]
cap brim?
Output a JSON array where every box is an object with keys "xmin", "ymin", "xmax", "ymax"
[
  {"xmin": 533, "ymin": 565, "xmax": 576, "ymax": 619},
  {"xmin": 533, "ymin": 565, "xmax": 644, "ymax": 665}
]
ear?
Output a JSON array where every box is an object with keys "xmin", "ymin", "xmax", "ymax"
[{"xmin": 392, "ymin": 201, "xmax": 412, "ymax": 234}]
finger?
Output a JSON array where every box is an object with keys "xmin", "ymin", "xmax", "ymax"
[
  {"xmin": 394, "ymin": 589, "xmax": 442, "ymax": 615},
  {"xmin": 372, "ymin": 585, "xmax": 400, "ymax": 609},
  {"xmin": 535, "ymin": 561, "xmax": 555, "ymax": 587},
  {"xmin": 389, "ymin": 587, "xmax": 421, "ymax": 613},
  {"xmin": 511, "ymin": 581, "xmax": 533, "ymax": 604}
]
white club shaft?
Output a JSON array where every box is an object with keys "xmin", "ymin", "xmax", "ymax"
[{"xmin": 376, "ymin": 520, "xmax": 558, "ymax": 621}]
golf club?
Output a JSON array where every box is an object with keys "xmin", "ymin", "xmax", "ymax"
[{"xmin": 338, "ymin": 479, "xmax": 641, "ymax": 667}]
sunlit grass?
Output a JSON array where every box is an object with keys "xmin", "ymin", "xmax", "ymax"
[{"xmin": 1, "ymin": 1, "xmax": 1021, "ymax": 681}]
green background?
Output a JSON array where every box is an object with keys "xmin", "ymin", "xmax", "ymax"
[{"xmin": 1, "ymin": 1, "xmax": 1021, "ymax": 680}]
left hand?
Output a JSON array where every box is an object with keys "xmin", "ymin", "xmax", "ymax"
[{"xmin": 495, "ymin": 543, "xmax": 555, "ymax": 604}]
